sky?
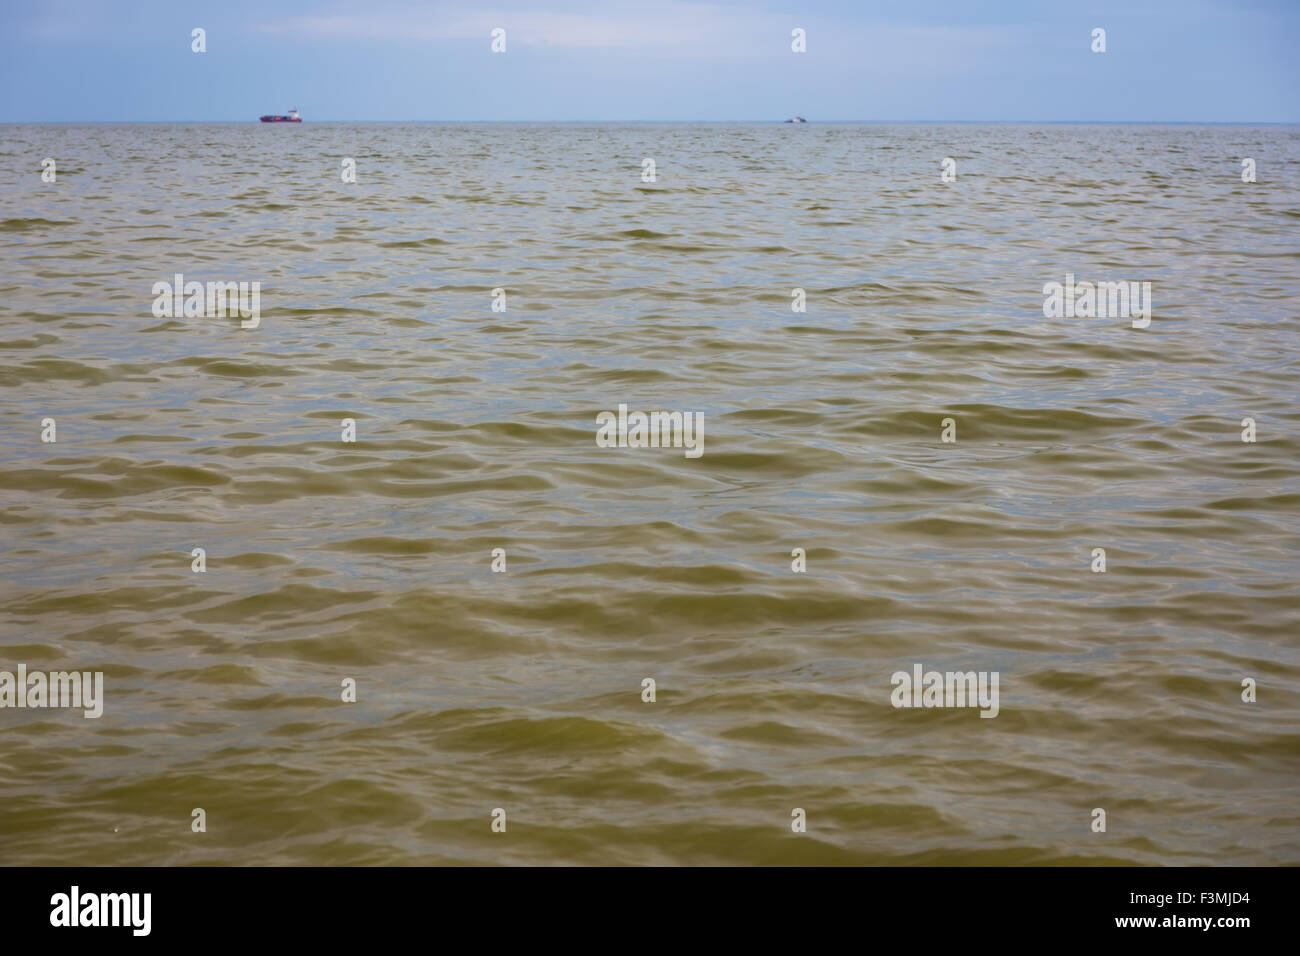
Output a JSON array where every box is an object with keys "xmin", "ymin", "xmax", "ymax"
[{"xmin": 1, "ymin": 0, "xmax": 1297, "ymax": 122}]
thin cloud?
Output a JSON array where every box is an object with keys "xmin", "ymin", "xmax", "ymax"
[
  {"xmin": 254, "ymin": 3, "xmax": 816, "ymax": 52},
  {"xmin": 251, "ymin": 2, "xmax": 1032, "ymax": 71}
]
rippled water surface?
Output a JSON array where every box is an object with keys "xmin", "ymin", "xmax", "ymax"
[{"xmin": 1, "ymin": 123, "xmax": 1298, "ymax": 865}]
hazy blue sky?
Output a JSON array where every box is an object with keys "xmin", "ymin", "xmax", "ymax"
[{"xmin": 1, "ymin": 0, "xmax": 1296, "ymax": 121}]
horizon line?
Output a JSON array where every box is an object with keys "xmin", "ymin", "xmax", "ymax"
[{"xmin": 4, "ymin": 119, "xmax": 1297, "ymax": 125}]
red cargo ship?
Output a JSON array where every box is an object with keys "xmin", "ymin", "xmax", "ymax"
[{"xmin": 259, "ymin": 109, "xmax": 301, "ymax": 123}]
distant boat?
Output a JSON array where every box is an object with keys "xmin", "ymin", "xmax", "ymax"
[
  {"xmin": 784, "ymin": 116, "xmax": 807, "ymax": 123},
  {"xmin": 260, "ymin": 109, "xmax": 301, "ymax": 123}
]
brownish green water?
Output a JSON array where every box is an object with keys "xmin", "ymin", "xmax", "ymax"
[{"xmin": 1, "ymin": 122, "xmax": 1298, "ymax": 865}]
